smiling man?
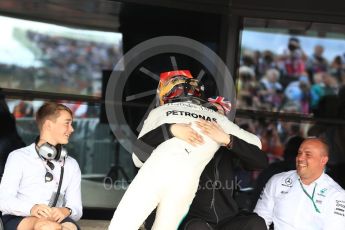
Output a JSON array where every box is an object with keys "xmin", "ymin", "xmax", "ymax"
[
  {"xmin": 296, "ymin": 139, "xmax": 328, "ymax": 185},
  {"xmin": 0, "ymin": 102, "xmax": 82, "ymax": 230},
  {"xmin": 254, "ymin": 138, "xmax": 345, "ymax": 230}
]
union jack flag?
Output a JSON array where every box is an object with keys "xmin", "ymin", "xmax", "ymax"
[{"xmin": 207, "ymin": 96, "xmax": 232, "ymax": 114}]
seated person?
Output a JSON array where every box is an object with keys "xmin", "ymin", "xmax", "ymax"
[
  {"xmin": 254, "ymin": 137, "xmax": 345, "ymax": 230},
  {"xmin": 0, "ymin": 102, "xmax": 82, "ymax": 230},
  {"xmin": 108, "ymin": 70, "xmax": 265, "ymax": 230}
]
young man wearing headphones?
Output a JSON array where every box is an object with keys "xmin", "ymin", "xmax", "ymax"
[{"xmin": 0, "ymin": 102, "xmax": 82, "ymax": 230}]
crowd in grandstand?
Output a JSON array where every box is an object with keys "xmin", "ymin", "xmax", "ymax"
[
  {"xmin": 0, "ymin": 30, "xmax": 122, "ymax": 96},
  {"xmin": 237, "ymin": 37, "xmax": 345, "ymax": 115},
  {"xmin": 25, "ymin": 30, "xmax": 122, "ymax": 95},
  {"xmin": 235, "ymin": 37, "xmax": 345, "ymax": 186}
]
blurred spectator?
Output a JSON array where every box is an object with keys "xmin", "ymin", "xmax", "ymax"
[
  {"xmin": 323, "ymin": 73, "xmax": 338, "ymax": 95},
  {"xmin": 63, "ymin": 101, "xmax": 88, "ymax": 118},
  {"xmin": 0, "ymin": 94, "xmax": 26, "ymax": 180},
  {"xmin": 280, "ymin": 101, "xmax": 300, "ymax": 114},
  {"xmin": 310, "ymin": 72, "xmax": 326, "ymax": 110},
  {"xmin": 261, "ymin": 123, "xmax": 284, "ymax": 158},
  {"xmin": 306, "ymin": 45, "xmax": 328, "ymax": 76},
  {"xmin": 13, "ymin": 101, "xmax": 34, "ymax": 118},
  {"xmin": 284, "ymin": 74, "xmax": 311, "ymax": 114},
  {"xmin": 252, "ymin": 50, "xmax": 262, "ymax": 76},
  {"xmin": 237, "ymin": 66, "xmax": 260, "ymax": 109},
  {"xmin": 277, "ymin": 121, "xmax": 301, "ymax": 143},
  {"xmin": 329, "ymin": 55, "xmax": 344, "ymax": 82},
  {"xmin": 259, "ymin": 69, "xmax": 283, "ymax": 110},
  {"xmin": 241, "ymin": 50, "xmax": 257, "ymax": 73},
  {"xmin": 257, "ymin": 50, "xmax": 278, "ymax": 77},
  {"xmin": 279, "ymin": 37, "xmax": 307, "ymax": 87}
]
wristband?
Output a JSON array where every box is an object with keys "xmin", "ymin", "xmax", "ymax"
[
  {"xmin": 66, "ymin": 207, "xmax": 72, "ymax": 216},
  {"xmin": 224, "ymin": 135, "xmax": 233, "ymax": 150}
]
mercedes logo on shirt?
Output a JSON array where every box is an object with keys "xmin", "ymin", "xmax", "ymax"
[{"xmin": 284, "ymin": 177, "xmax": 293, "ymax": 186}]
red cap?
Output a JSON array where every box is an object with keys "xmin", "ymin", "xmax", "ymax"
[{"xmin": 159, "ymin": 70, "xmax": 193, "ymax": 82}]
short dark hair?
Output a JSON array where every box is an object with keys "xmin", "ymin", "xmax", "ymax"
[
  {"xmin": 289, "ymin": 37, "xmax": 300, "ymax": 43},
  {"xmin": 36, "ymin": 102, "xmax": 72, "ymax": 130}
]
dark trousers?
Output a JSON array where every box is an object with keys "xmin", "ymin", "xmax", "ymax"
[
  {"xmin": 2, "ymin": 215, "xmax": 80, "ymax": 230},
  {"xmin": 179, "ymin": 212, "xmax": 266, "ymax": 230}
]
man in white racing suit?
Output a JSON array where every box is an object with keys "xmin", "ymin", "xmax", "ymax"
[
  {"xmin": 108, "ymin": 70, "xmax": 262, "ymax": 230},
  {"xmin": 254, "ymin": 137, "xmax": 345, "ymax": 230}
]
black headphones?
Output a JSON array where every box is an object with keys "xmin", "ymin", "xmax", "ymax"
[{"xmin": 35, "ymin": 136, "xmax": 67, "ymax": 161}]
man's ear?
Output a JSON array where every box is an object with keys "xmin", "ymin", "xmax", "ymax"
[
  {"xmin": 321, "ymin": 155, "xmax": 329, "ymax": 166},
  {"xmin": 42, "ymin": 119, "xmax": 52, "ymax": 130}
]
